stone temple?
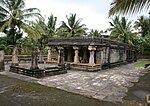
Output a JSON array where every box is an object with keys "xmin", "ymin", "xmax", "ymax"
[{"xmin": 47, "ymin": 37, "xmax": 137, "ymax": 71}]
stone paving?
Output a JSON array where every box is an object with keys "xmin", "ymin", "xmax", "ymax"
[
  {"xmin": 38, "ymin": 64, "xmax": 145, "ymax": 102},
  {"xmin": 0, "ymin": 63, "xmax": 145, "ymax": 102}
]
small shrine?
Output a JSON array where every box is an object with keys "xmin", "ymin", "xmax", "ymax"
[{"xmin": 47, "ymin": 37, "xmax": 137, "ymax": 71}]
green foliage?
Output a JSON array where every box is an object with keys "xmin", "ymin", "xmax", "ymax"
[
  {"xmin": 109, "ymin": 16, "xmax": 136, "ymax": 45},
  {"xmin": 0, "ymin": 0, "xmax": 42, "ymax": 45},
  {"xmin": 88, "ymin": 29, "xmax": 102, "ymax": 37},
  {"xmin": 17, "ymin": 37, "xmax": 40, "ymax": 47},
  {"xmin": 47, "ymin": 14, "xmax": 57, "ymax": 38},
  {"xmin": 134, "ymin": 16, "xmax": 150, "ymax": 37},
  {"xmin": 134, "ymin": 16, "xmax": 150, "ymax": 55},
  {"xmin": 58, "ymin": 13, "xmax": 87, "ymax": 37},
  {"xmin": 109, "ymin": 0, "xmax": 150, "ymax": 16},
  {"xmin": 0, "ymin": 36, "xmax": 14, "ymax": 54},
  {"xmin": 134, "ymin": 59, "xmax": 150, "ymax": 67}
]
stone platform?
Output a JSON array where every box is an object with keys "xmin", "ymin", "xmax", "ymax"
[
  {"xmin": 71, "ymin": 63, "xmax": 101, "ymax": 72},
  {"xmin": 9, "ymin": 63, "xmax": 67, "ymax": 78}
]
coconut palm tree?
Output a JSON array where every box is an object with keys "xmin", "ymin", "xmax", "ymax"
[
  {"xmin": 109, "ymin": 16, "xmax": 136, "ymax": 45},
  {"xmin": 88, "ymin": 29, "xmax": 102, "ymax": 37},
  {"xmin": 0, "ymin": 0, "xmax": 42, "ymax": 65},
  {"xmin": 0, "ymin": 0, "xmax": 42, "ymax": 44},
  {"xmin": 134, "ymin": 16, "xmax": 150, "ymax": 37},
  {"xmin": 134, "ymin": 16, "xmax": 150, "ymax": 55},
  {"xmin": 47, "ymin": 14, "xmax": 57, "ymax": 38},
  {"xmin": 109, "ymin": 0, "xmax": 150, "ymax": 16},
  {"xmin": 33, "ymin": 19, "xmax": 47, "ymax": 63},
  {"xmin": 58, "ymin": 13, "xmax": 87, "ymax": 37}
]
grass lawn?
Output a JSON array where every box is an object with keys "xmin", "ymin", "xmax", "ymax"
[{"xmin": 134, "ymin": 59, "xmax": 150, "ymax": 67}]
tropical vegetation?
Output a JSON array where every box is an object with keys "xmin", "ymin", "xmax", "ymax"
[
  {"xmin": 108, "ymin": 16, "xmax": 137, "ymax": 45},
  {"xmin": 0, "ymin": 0, "xmax": 42, "ymax": 45},
  {"xmin": 58, "ymin": 13, "xmax": 87, "ymax": 37},
  {"xmin": 109, "ymin": 0, "xmax": 150, "ymax": 16},
  {"xmin": 88, "ymin": 29, "xmax": 102, "ymax": 37},
  {"xmin": 134, "ymin": 59, "xmax": 150, "ymax": 67},
  {"xmin": 0, "ymin": 0, "xmax": 150, "ymax": 58}
]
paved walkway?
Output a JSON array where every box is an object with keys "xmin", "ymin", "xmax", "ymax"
[
  {"xmin": 38, "ymin": 65, "xmax": 144, "ymax": 102},
  {"xmin": 0, "ymin": 63, "xmax": 145, "ymax": 102}
]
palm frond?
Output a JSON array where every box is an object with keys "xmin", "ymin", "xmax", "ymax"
[
  {"xmin": 22, "ymin": 12, "xmax": 42, "ymax": 20},
  {"xmin": 21, "ymin": 23, "xmax": 41, "ymax": 40},
  {"xmin": 109, "ymin": 0, "xmax": 150, "ymax": 16},
  {"xmin": 61, "ymin": 21, "xmax": 71, "ymax": 30},
  {"xmin": 0, "ymin": 21, "xmax": 9, "ymax": 32},
  {"xmin": 22, "ymin": 8, "xmax": 40, "ymax": 14},
  {"xmin": 0, "ymin": 4, "xmax": 10, "ymax": 15},
  {"xmin": 0, "ymin": 12, "xmax": 7, "ymax": 20}
]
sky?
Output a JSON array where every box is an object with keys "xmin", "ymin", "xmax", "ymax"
[
  {"xmin": 0, "ymin": 0, "xmax": 148, "ymax": 37},
  {"xmin": 25, "ymin": 0, "xmax": 112, "ymax": 31}
]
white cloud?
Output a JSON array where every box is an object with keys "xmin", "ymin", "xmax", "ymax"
[{"xmin": 25, "ymin": 0, "xmax": 110, "ymax": 31}]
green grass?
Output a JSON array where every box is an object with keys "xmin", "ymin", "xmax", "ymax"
[{"xmin": 134, "ymin": 59, "xmax": 150, "ymax": 67}]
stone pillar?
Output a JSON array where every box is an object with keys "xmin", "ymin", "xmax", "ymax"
[
  {"xmin": 101, "ymin": 48, "xmax": 104, "ymax": 64},
  {"xmin": 123, "ymin": 50, "xmax": 127, "ymax": 62},
  {"xmin": 88, "ymin": 46, "xmax": 96, "ymax": 65},
  {"xmin": 11, "ymin": 47, "xmax": 19, "ymax": 66},
  {"xmin": 30, "ymin": 47, "xmax": 39, "ymax": 70},
  {"xmin": 57, "ymin": 47, "xmax": 64, "ymax": 64},
  {"xmin": 107, "ymin": 47, "xmax": 110, "ymax": 64},
  {"xmin": 47, "ymin": 47, "xmax": 51, "ymax": 62},
  {"xmin": 38, "ymin": 47, "xmax": 44, "ymax": 63},
  {"xmin": 0, "ymin": 51, "xmax": 5, "ymax": 71},
  {"xmin": 73, "ymin": 46, "xmax": 79, "ymax": 64}
]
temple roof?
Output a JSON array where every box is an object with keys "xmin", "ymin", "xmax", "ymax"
[{"xmin": 48, "ymin": 37, "xmax": 136, "ymax": 49}]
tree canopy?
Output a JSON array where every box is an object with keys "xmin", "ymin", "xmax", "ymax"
[
  {"xmin": 109, "ymin": 16, "xmax": 136, "ymax": 45},
  {"xmin": 0, "ymin": 0, "xmax": 42, "ymax": 45},
  {"xmin": 58, "ymin": 13, "xmax": 87, "ymax": 37}
]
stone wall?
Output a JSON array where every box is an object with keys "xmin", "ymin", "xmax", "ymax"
[
  {"xmin": 101, "ymin": 47, "xmax": 109, "ymax": 64},
  {"xmin": 96, "ymin": 51, "xmax": 101, "ymax": 64},
  {"xmin": 110, "ymin": 49, "xmax": 120, "ymax": 63}
]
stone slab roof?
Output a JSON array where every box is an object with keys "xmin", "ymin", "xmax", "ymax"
[{"xmin": 48, "ymin": 37, "xmax": 136, "ymax": 49}]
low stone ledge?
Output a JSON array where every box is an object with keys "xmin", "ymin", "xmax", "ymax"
[{"xmin": 71, "ymin": 63, "xmax": 101, "ymax": 72}]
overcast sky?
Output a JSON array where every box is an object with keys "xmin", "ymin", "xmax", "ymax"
[{"xmin": 25, "ymin": 0, "xmax": 148, "ymax": 31}]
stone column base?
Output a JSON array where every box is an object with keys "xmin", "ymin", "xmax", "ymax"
[
  {"xmin": 11, "ymin": 63, "xmax": 19, "ymax": 66},
  {"xmin": 38, "ymin": 61, "xmax": 44, "ymax": 64}
]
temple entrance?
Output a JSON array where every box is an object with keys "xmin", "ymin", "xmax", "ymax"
[
  {"xmin": 64, "ymin": 47, "xmax": 74, "ymax": 62},
  {"xmin": 64, "ymin": 46, "xmax": 101, "ymax": 64},
  {"xmin": 64, "ymin": 46, "xmax": 90, "ymax": 64},
  {"xmin": 79, "ymin": 47, "xmax": 89, "ymax": 63}
]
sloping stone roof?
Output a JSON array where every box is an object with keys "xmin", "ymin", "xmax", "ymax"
[{"xmin": 48, "ymin": 37, "xmax": 136, "ymax": 49}]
